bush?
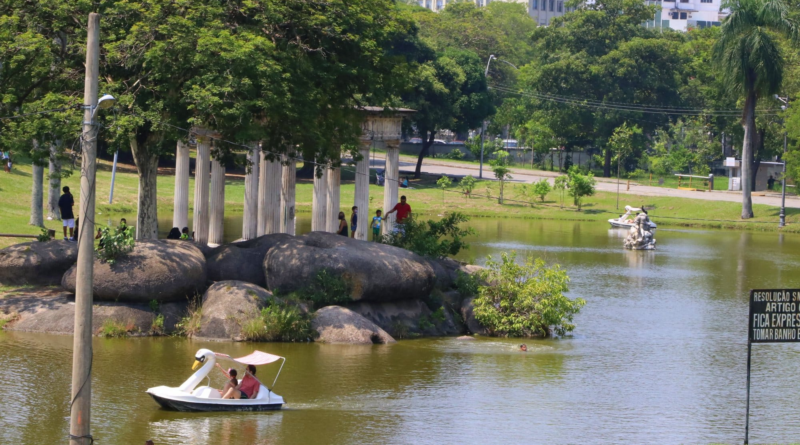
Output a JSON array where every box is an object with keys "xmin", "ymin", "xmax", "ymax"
[
  {"xmin": 175, "ymin": 297, "xmax": 203, "ymax": 337},
  {"xmin": 306, "ymin": 270, "xmax": 351, "ymax": 309},
  {"xmin": 566, "ymin": 167, "xmax": 596, "ymax": 210},
  {"xmin": 532, "ymin": 179, "xmax": 551, "ymax": 202},
  {"xmin": 240, "ymin": 302, "xmax": 314, "ymax": 342},
  {"xmin": 36, "ymin": 228, "xmax": 51, "ymax": 242},
  {"xmin": 473, "ymin": 252, "xmax": 585, "ymax": 337},
  {"xmin": 382, "ymin": 212, "xmax": 475, "ymax": 258},
  {"xmin": 96, "ymin": 223, "xmax": 135, "ymax": 264},
  {"xmin": 454, "ymin": 270, "xmax": 480, "ymax": 297},
  {"xmin": 459, "ymin": 175, "xmax": 476, "ymax": 198},
  {"xmin": 99, "ymin": 319, "xmax": 129, "ymax": 338},
  {"xmin": 444, "ymin": 148, "xmax": 464, "ymax": 160}
]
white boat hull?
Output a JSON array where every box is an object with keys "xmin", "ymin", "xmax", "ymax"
[
  {"xmin": 147, "ymin": 385, "xmax": 284, "ymax": 412},
  {"xmin": 609, "ymin": 219, "xmax": 657, "ymax": 231}
]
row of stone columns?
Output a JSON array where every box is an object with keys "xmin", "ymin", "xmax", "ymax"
[{"xmin": 171, "ymin": 138, "xmax": 399, "ymax": 244}]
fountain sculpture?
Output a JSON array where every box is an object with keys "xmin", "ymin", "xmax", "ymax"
[{"xmin": 624, "ymin": 212, "xmax": 656, "ymax": 250}]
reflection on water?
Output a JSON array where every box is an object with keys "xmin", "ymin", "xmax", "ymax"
[{"xmin": 2, "ymin": 219, "xmax": 800, "ymax": 444}]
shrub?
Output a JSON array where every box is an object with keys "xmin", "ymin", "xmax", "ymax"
[
  {"xmin": 99, "ymin": 319, "xmax": 129, "ymax": 338},
  {"xmin": 437, "ymin": 175, "xmax": 452, "ymax": 206},
  {"xmin": 460, "ymin": 175, "xmax": 476, "ymax": 198},
  {"xmin": 307, "ymin": 270, "xmax": 351, "ymax": 309},
  {"xmin": 36, "ymin": 228, "xmax": 51, "ymax": 242},
  {"xmin": 565, "ymin": 167, "xmax": 596, "ymax": 210},
  {"xmin": 240, "ymin": 302, "xmax": 314, "ymax": 342},
  {"xmin": 444, "ymin": 148, "xmax": 464, "ymax": 160},
  {"xmin": 454, "ymin": 270, "xmax": 480, "ymax": 297},
  {"xmin": 96, "ymin": 223, "xmax": 135, "ymax": 264},
  {"xmin": 382, "ymin": 212, "xmax": 475, "ymax": 258},
  {"xmin": 151, "ymin": 314, "xmax": 165, "ymax": 335},
  {"xmin": 473, "ymin": 252, "xmax": 585, "ymax": 338},
  {"xmin": 532, "ymin": 179, "xmax": 551, "ymax": 202},
  {"xmin": 175, "ymin": 297, "xmax": 203, "ymax": 337}
]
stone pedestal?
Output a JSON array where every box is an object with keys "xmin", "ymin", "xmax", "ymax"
[
  {"xmin": 259, "ymin": 156, "xmax": 283, "ymax": 235},
  {"xmin": 193, "ymin": 136, "xmax": 211, "ymax": 244},
  {"xmin": 312, "ymin": 165, "xmax": 329, "ymax": 232},
  {"xmin": 383, "ymin": 144, "xmax": 400, "ymax": 233},
  {"xmin": 172, "ymin": 140, "xmax": 190, "ymax": 230},
  {"xmin": 353, "ymin": 143, "xmax": 371, "ymax": 240},
  {"xmin": 243, "ymin": 145, "xmax": 260, "ymax": 240},
  {"xmin": 280, "ymin": 156, "xmax": 297, "ymax": 235},
  {"xmin": 326, "ymin": 166, "xmax": 341, "ymax": 233},
  {"xmin": 208, "ymin": 157, "xmax": 225, "ymax": 246}
]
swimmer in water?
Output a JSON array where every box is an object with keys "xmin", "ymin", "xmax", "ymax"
[{"xmin": 520, "ymin": 344, "xmax": 528, "ymax": 352}]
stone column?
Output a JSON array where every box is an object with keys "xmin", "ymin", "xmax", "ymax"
[
  {"xmin": 280, "ymin": 156, "xmax": 297, "ymax": 235},
  {"xmin": 326, "ymin": 165, "xmax": 341, "ymax": 233},
  {"xmin": 353, "ymin": 141, "xmax": 371, "ymax": 240},
  {"xmin": 193, "ymin": 135, "xmax": 211, "ymax": 244},
  {"xmin": 259, "ymin": 155, "xmax": 283, "ymax": 235},
  {"xmin": 172, "ymin": 140, "xmax": 190, "ymax": 230},
  {"xmin": 383, "ymin": 143, "xmax": 400, "ymax": 234},
  {"xmin": 311, "ymin": 164, "xmax": 329, "ymax": 232},
  {"xmin": 243, "ymin": 144, "xmax": 260, "ymax": 240},
  {"xmin": 208, "ymin": 155, "xmax": 225, "ymax": 246}
]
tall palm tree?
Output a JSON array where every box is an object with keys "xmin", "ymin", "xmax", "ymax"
[{"xmin": 714, "ymin": 0, "xmax": 798, "ymax": 219}]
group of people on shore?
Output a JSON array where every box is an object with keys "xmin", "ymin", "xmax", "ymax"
[{"xmin": 336, "ymin": 195, "xmax": 412, "ymax": 241}]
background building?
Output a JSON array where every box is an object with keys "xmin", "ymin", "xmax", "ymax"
[
  {"xmin": 644, "ymin": 0, "xmax": 728, "ymax": 32},
  {"xmin": 418, "ymin": 0, "xmax": 569, "ymax": 26}
]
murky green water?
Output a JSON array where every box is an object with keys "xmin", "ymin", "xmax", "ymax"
[{"xmin": 2, "ymin": 218, "xmax": 800, "ymax": 444}]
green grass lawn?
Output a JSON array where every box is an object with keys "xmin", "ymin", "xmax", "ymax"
[{"xmin": 1, "ymin": 156, "xmax": 798, "ymax": 249}]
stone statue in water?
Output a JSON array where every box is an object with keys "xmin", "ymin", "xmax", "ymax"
[{"xmin": 624, "ymin": 211, "xmax": 656, "ymax": 250}]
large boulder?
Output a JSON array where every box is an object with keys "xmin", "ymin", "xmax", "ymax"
[
  {"xmin": 348, "ymin": 299, "xmax": 460, "ymax": 338},
  {"xmin": 0, "ymin": 240, "xmax": 78, "ymax": 286},
  {"xmin": 61, "ymin": 240, "xmax": 206, "ymax": 303},
  {"xmin": 264, "ymin": 231, "xmax": 435, "ymax": 302},
  {"xmin": 1, "ymin": 287, "xmax": 185, "ymax": 336},
  {"xmin": 196, "ymin": 281, "xmax": 274, "ymax": 341},
  {"xmin": 461, "ymin": 297, "xmax": 489, "ymax": 336},
  {"xmin": 312, "ymin": 306, "xmax": 395, "ymax": 344},
  {"xmin": 207, "ymin": 234, "xmax": 293, "ymax": 287}
]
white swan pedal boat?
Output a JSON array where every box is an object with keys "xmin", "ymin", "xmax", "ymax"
[
  {"xmin": 609, "ymin": 205, "xmax": 657, "ymax": 231},
  {"xmin": 146, "ymin": 348, "xmax": 286, "ymax": 412}
]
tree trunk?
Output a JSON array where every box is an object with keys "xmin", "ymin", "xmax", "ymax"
[
  {"xmin": 30, "ymin": 148, "xmax": 44, "ymax": 227},
  {"xmin": 603, "ymin": 146, "xmax": 612, "ymax": 177},
  {"xmin": 47, "ymin": 142, "xmax": 61, "ymax": 220},
  {"xmin": 414, "ymin": 131, "xmax": 435, "ymax": 179},
  {"xmin": 750, "ymin": 128, "xmax": 764, "ymax": 192},
  {"xmin": 130, "ymin": 138, "xmax": 160, "ymax": 239},
  {"xmin": 740, "ymin": 92, "xmax": 756, "ymax": 219},
  {"xmin": 499, "ymin": 179, "xmax": 504, "ymax": 205}
]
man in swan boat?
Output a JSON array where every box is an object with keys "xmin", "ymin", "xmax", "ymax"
[{"xmin": 221, "ymin": 364, "xmax": 260, "ymax": 400}]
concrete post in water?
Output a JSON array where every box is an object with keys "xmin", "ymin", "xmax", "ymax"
[
  {"xmin": 353, "ymin": 142, "xmax": 371, "ymax": 240},
  {"xmin": 193, "ymin": 133, "xmax": 211, "ymax": 244},
  {"xmin": 280, "ymin": 156, "xmax": 296, "ymax": 235},
  {"xmin": 70, "ymin": 13, "xmax": 99, "ymax": 445},
  {"xmin": 383, "ymin": 143, "xmax": 400, "ymax": 234},
  {"xmin": 311, "ymin": 164, "xmax": 329, "ymax": 232},
  {"xmin": 260, "ymin": 154, "xmax": 283, "ymax": 235},
  {"xmin": 172, "ymin": 140, "xmax": 190, "ymax": 230},
  {"xmin": 244, "ymin": 144, "xmax": 260, "ymax": 239},
  {"xmin": 326, "ymin": 165, "xmax": 341, "ymax": 233},
  {"xmin": 208, "ymin": 155, "xmax": 225, "ymax": 246}
]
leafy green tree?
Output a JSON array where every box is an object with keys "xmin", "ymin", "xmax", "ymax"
[
  {"xmin": 566, "ymin": 167, "xmax": 596, "ymax": 210},
  {"xmin": 608, "ymin": 122, "xmax": 642, "ymax": 182},
  {"xmin": 473, "ymin": 252, "xmax": 585, "ymax": 338},
  {"xmin": 532, "ymin": 179, "xmax": 552, "ymax": 202},
  {"xmin": 459, "ymin": 175, "xmax": 477, "ymax": 198},
  {"xmin": 490, "ymin": 150, "xmax": 512, "ymax": 204},
  {"xmin": 436, "ymin": 175, "xmax": 452, "ymax": 206},
  {"xmin": 382, "ymin": 212, "xmax": 475, "ymax": 258},
  {"xmin": 553, "ymin": 175, "xmax": 568, "ymax": 208},
  {"xmin": 713, "ymin": 0, "xmax": 799, "ymax": 219}
]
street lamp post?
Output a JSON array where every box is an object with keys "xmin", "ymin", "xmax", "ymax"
[
  {"xmin": 481, "ymin": 55, "xmax": 519, "ymax": 179},
  {"xmin": 775, "ymin": 95, "xmax": 789, "ymax": 228}
]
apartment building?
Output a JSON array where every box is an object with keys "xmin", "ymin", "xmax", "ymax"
[
  {"xmin": 644, "ymin": 0, "xmax": 728, "ymax": 32},
  {"xmin": 418, "ymin": 0, "xmax": 568, "ymax": 26}
]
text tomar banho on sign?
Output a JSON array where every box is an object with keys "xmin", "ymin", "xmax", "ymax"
[{"xmin": 749, "ymin": 290, "xmax": 800, "ymax": 343}]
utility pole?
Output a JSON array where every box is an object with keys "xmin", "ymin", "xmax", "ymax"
[
  {"xmin": 70, "ymin": 12, "xmax": 100, "ymax": 445},
  {"xmin": 776, "ymin": 95, "xmax": 789, "ymax": 228}
]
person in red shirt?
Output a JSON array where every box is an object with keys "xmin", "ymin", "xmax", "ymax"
[
  {"xmin": 222, "ymin": 364, "xmax": 261, "ymax": 400},
  {"xmin": 385, "ymin": 195, "xmax": 412, "ymax": 227}
]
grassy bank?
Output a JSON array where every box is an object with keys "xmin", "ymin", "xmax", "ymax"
[{"xmin": 1, "ymin": 157, "xmax": 798, "ymax": 249}]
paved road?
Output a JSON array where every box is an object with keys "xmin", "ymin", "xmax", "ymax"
[{"xmin": 363, "ymin": 155, "xmax": 798, "ymax": 208}]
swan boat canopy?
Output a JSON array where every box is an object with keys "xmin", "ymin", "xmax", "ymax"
[
  {"xmin": 146, "ymin": 348, "xmax": 286, "ymax": 412},
  {"xmin": 609, "ymin": 206, "xmax": 657, "ymax": 231}
]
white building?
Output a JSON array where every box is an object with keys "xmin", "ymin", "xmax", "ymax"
[
  {"xmin": 418, "ymin": 0, "xmax": 568, "ymax": 26},
  {"xmin": 644, "ymin": 0, "xmax": 728, "ymax": 32}
]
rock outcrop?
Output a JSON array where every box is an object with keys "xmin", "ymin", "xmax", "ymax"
[
  {"xmin": 195, "ymin": 281, "xmax": 274, "ymax": 340},
  {"xmin": 62, "ymin": 240, "xmax": 206, "ymax": 303},
  {"xmin": 0, "ymin": 240, "xmax": 78, "ymax": 286},
  {"xmin": 348, "ymin": 299, "xmax": 460, "ymax": 337},
  {"xmin": 1, "ymin": 287, "xmax": 184, "ymax": 335},
  {"xmin": 460, "ymin": 297, "xmax": 489, "ymax": 336},
  {"xmin": 207, "ymin": 234, "xmax": 292, "ymax": 287},
  {"xmin": 264, "ymin": 232, "xmax": 435, "ymax": 302},
  {"xmin": 312, "ymin": 305, "xmax": 395, "ymax": 344}
]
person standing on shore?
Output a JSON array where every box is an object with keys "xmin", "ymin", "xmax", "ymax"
[
  {"xmin": 350, "ymin": 206, "xmax": 358, "ymax": 238},
  {"xmin": 385, "ymin": 195, "xmax": 411, "ymax": 232},
  {"xmin": 58, "ymin": 186, "xmax": 75, "ymax": 241},
  {"xmin": 337, "ymin": 211, "xmax": 348, "ymax": 236},
  {"xmin": 371, "ymin": 210, "xmax": 382, "ymax": 241}
]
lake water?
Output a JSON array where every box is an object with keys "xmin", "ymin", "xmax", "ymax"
[{"xmin": 2, "ymin": 218, "xmax": 800, "ymax": 444}]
